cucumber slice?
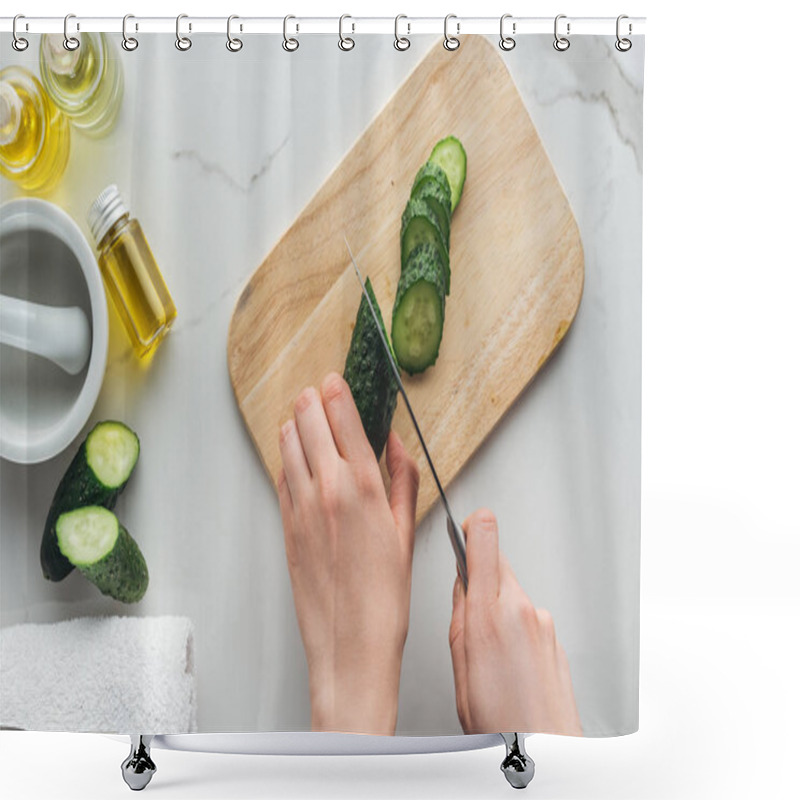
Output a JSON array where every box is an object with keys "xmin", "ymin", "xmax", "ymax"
[
  {"xmin": 41, "ymin": 421, "xmax": 140, "ymax": 582},
  {"xmin": 429, "ymin": 136, "xmax": 467, "ymax": 211},
  {"xmin": 56, "ymin": 506, "xmax": 149, "ymax": 603},
  {"xmin": 391, "ymin": 245, "xmax": 447, "ymax": 374},
  {"xmin": 410, "ymin": 180, "xmax": 451, "ymax": 248},
  {"xmin": 343, "ymin": 278, "xmax": 399, "ymax": 460},
  {"xmin": 401, "ymin": 199, "xmax": 451, "ymax": 293},
  {"xmin": 411, "ymin": 162, "xmax": 452, "ymax": 210}
]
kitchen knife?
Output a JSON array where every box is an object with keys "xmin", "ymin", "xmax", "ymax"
[{"xmin": 344, "ymin": 235, "xmax": 469, "ymax": 587}]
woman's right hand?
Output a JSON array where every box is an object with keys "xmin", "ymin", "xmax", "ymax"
[{"xmin": 449, "ymin": 509, "xmax": 582, "ymax": 735}]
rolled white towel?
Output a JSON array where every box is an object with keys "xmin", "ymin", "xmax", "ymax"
[{"xmin": 0, "ymin": 616, "xmax": 196, "ymax": 733}]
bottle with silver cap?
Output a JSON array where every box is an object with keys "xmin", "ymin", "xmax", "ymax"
[
  {"xmin": 88, "ymin": 185, "xmax": 176, "ymax": 358},
  {"xmin": 39, "ymin": 32, "xmax": 123, "ymax": 137},
  {"xmin": 0, "ymin": 65, "xmax": 70, "ymax": 192}
]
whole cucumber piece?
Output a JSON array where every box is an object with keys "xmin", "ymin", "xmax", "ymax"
[{"xmin": 343, "ymin": 278, "xmax": 399, "ymax": 460}]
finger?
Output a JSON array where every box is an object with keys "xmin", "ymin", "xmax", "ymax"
[
  {"xmin": 463, "ymin": 508, "xmax": 500, "ymax": 603},
  {"xmin": 279, "ymin": 418, "xmax": 310, "ymax": 500},
  {"xmin": 320, "ymin": 372, "xmax": 374, "ymax": 463},
  {"xmin": 277, "ymin": 468, "xmax": 297, "ymax": 565},
  {"xmin": 293, "ymin": 386, "xmax": 339, "ymax": 476},
  {"xmin": 386, "ymin": 431, "xmax": 420, "ymax": 551},
  {"xmin": 277, "ymin": 466, "xmax": 294, "ymax": 514},
  {"xmin": 449, "ymin": 576, "xmax": 471, "ymax": 732},
  {"xmin": 498, "ymin": 552, "xmax": 520, "ymax": 591}
]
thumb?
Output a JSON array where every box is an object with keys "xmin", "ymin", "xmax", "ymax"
[{"xmin": 386, "ymin": 430, "xmax": 420, "ymax": 550}]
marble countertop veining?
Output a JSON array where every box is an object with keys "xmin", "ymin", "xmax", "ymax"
[{"xmin": 0, "ymin": 34, "xmax": 644, "ymax": 737}]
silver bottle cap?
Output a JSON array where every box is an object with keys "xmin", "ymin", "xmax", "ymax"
[{"xmin": 88, "ymin": 184, "xmax": 128, "ymax": 245}]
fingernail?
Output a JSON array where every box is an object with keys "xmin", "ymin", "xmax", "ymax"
[
  {"xmin": 280, "ymin": 420, "xmax": 294, "ymax": 441},
  {"xmin": 294, "ymin": 387, "xmax": 315, "ymax": 413}
]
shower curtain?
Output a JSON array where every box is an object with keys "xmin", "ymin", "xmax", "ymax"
[{"xmin": 0, "ymin": 26, "xmax": 644, "ymax": 740}]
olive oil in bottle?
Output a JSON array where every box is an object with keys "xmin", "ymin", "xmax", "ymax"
[
  {"xmin": 88, "ymin": 186, "xmax": 177, "ymax": 358},
  {"xmin": 0, "ymin": 65, "xmax": 70, "ymax": 193},
  {"xmin": 39, "ymin": 32, "xmax": 123, "ymax": 137}
]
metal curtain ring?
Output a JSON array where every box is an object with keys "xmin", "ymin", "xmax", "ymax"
[
  {"xmin": 553, "ymin": 14, "xmax": 570, "ymax": 51},
  {"xmin": 499, "ymin": 14, "xmax": 515, "ymax": 51},
  {"xmin": 394, "ymin": 14, "xmax": 410, "ymax": 51},
  {"xmin": 339, "ymin": 14, "xmax": 355, "ymax": 51},
  {"xmin": 64, "ymin": 13, "xmax": 80, "ymax": 51},
  {"xmin": 443, "ymin": 14, "xmax": 460, "ymax": 51},
  {"xmin": 227, "ymin": 15, "xmax": 243, "ymax": 51},
  {"xmin": 12, "ymin": 15, "xmax": 29, "ymax": 51},
  {"xmin": 122, "ymin": 14, "xmax": 139, "ymax": 51},
  {"xmin": 175, "ymin": 14, "xmax": 192, "ymax": 51},
  {"xmin": 615, "ymin": 14, "xmax": 632, "ymax": 51},
  {"xmin": 283, "ymin": 15, "xmax": 299, "ymax": 51}
]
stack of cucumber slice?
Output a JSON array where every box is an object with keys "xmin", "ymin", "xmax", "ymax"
[
  {"xmin": 40, "ymin": 420, "xmax": 149, "ymax": 603},
  {"xmin": 392, "ymin": 136, "xmax": 467, "ymax": 374},
  {"xmin": 343, "ymin": 136, "xmax": 466, "ymax": 461}
]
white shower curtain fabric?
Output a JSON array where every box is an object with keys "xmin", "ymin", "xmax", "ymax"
[{"xmin": 0, "ymin": 31, "xmax": 643, "ymax": 738}]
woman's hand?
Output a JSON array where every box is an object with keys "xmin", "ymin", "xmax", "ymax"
[
  {"xmin": 278, "ymin": 372, "xmax": 419, "ymax": 735},
  {"xmin": 449, "ymin": 509, "xmax": 582, "ymax": 736}
]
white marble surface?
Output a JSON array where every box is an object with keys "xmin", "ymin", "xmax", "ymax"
[{"xmin": 0, "ymin": 34, "xmax": 643, "ymax": 737}]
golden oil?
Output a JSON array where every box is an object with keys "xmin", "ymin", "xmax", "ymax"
[
  {"xmin": 39, "ymin": 32, "xmax": 123, "ymax": 137},
  {"xmin": 0, "ymin": 65, "xmax": 70, "ymax": 193},
  {"xmin": 88, "ymin": 186, "xmax": 177, "ymax": 359}
]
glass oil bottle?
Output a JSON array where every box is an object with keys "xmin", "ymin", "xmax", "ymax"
[
  {"xmin": 39, "ymin": 32, "xmax": 123, "ymax": 137},
  {"xmin": 0, "ymin": 65, "xmax": 70, "ymax": 193},
  {"xmin": 88, "ymin": 185, "xmax": 177, "ymax": 359}
]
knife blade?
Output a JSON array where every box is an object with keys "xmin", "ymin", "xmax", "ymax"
[{"xmin": 344, "ymin": 235, "xmax": 468, "ymax": 587}]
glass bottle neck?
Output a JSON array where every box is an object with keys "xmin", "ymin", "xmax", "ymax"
[{"xmin": 98, "ymin": 213, "xmax": 132, "ymax": 250}]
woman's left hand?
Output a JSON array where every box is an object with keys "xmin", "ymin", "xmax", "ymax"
[{"xmin": 278, "ymin": 372, "xmax": 419, "ymax": 735}]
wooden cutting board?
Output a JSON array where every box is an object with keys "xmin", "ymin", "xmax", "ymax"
[{"xmin": 228, "ymin": 35, "xmax": 584, "ymax": 524}]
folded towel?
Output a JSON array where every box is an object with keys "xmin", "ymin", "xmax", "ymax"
[{"xmin": 0, "ymin": 616, "xmax": 196, "ymax": 733}]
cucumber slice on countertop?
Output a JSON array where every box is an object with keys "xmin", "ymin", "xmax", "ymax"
[
  {"xmin": 41, "ymin": 420, "xmax": 140, "ymax": 582},
  {"xmin": 391, "ymin": 244, "xmax": 447, "ymax": 374},
  {"xmin": 429, "ymin": 136, "xmax": 467, "ymax": 211},
  {"xmin": 343, "ymin": 277, "xmax": 399, "ymax": 460},
  {"xmin": 56, "ymin": 506, "xmax": 149, "ymax": 603},
  {"xmin": 401, "ymin": 199, "xmax": 451, "ymax": 293}
]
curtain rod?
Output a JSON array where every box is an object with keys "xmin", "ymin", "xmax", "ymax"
[{"xmin": 1, "ymin": 16, "xmax": 646, "ymax": 36}]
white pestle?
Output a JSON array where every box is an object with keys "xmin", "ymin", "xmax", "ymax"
[{"xmin": 0, "ymin": 294, "xmax": 91, "ymax": 375}]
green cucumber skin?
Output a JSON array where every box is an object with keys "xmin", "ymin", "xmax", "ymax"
[
  {"xmin": 40, "ymin": 422, "xmax": 139, "ymax": 582},
  {"xmin": 343, "ymin": 278, "xmax": 399, "ymax": 460},
  {"xmin": 391, "ymin": 245, "xmax": 447, "ymax": 374},
  {"xmin": 391, "ymin": 137, "xmax": 465, "ymax": 375},
  {"xmin": 409, "ymin": 180, "xmax": 451, "ymax": 248},
  {"xmin": 41, "ymin": 444, "xmax": 125, "ymax": 581},
  {"xmin": 56, "ymin": 509, "xmax": 149, "ymax": 603},
  {"xmin": 400, "ymin": 199, "xmax": 451, "ymax": 293},
  {"xmin": 411, "ymin": 162, "xmax": 452, "ymax": 209},
  {"xmin": 401, "ymin": 197, "xmax": 448, "ymax": 248}
]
